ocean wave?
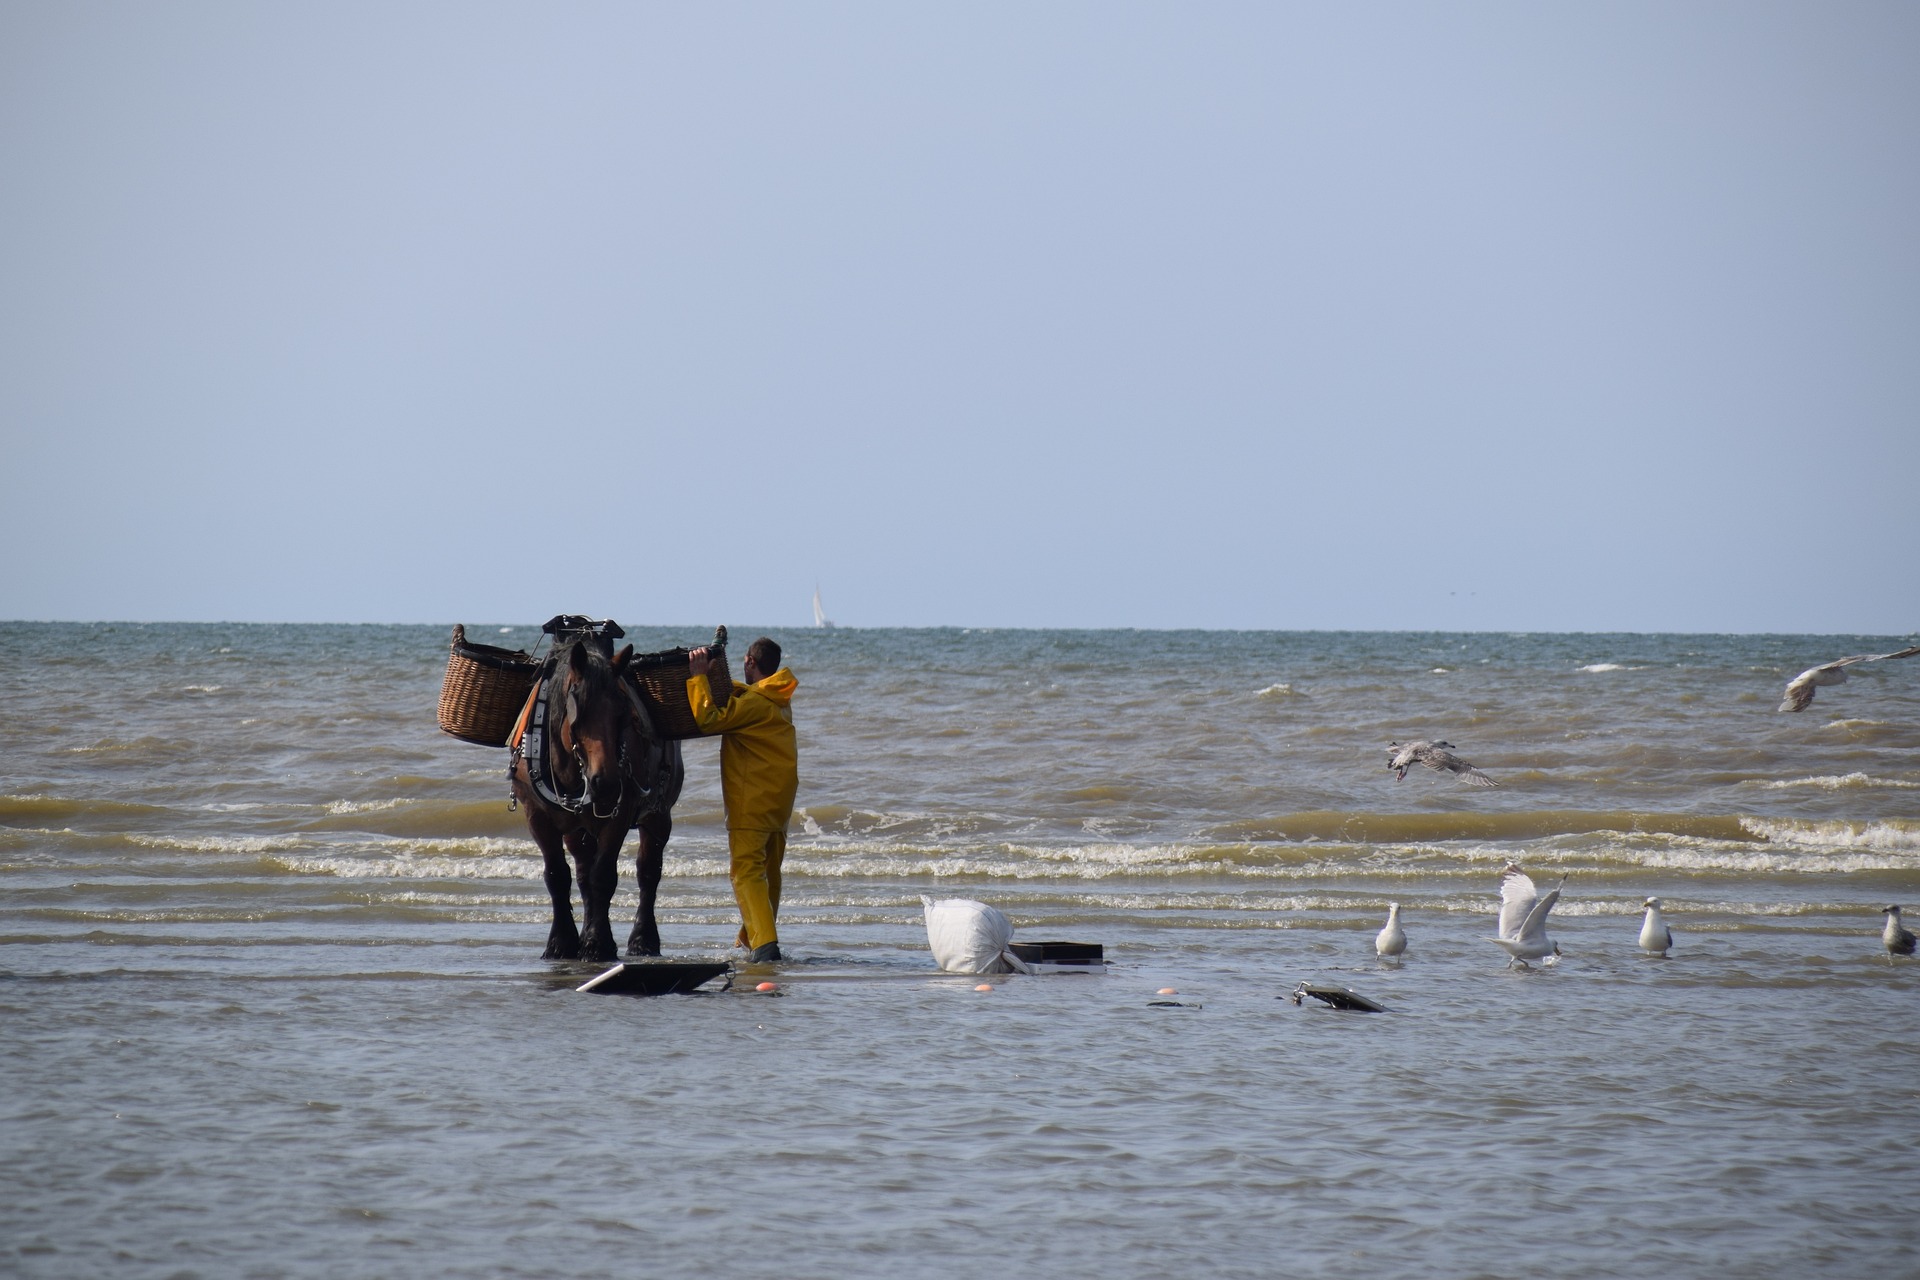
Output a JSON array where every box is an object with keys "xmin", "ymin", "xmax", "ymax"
[
  {"xmin": 0, "ymin": 794, "xmax": 172, "ymax": 823},
  {"xmin": 1254, "ymin": 683, "xmax": 1297, "ymax": 700},
  {"xmin": 302, "ymin": 799, "xmax": 526, "ymax": 838},
  {"xmin": 324, "ymin": 797, "xmax": 412, "ymax": 815},
  {"xmin": 128, "ymin": 833, "xmax": 315, "ymax": 854},
  {"xmin": 267, "ymin": 841, "xmax": 732, "ymax": 881},
  {"xmin": 1757, "ymin": 774, "xmax": 1920, "ymax": 792},
  {"xmin": 273, "ymin": 853, "xmax": 543, "ymax": 880},
  {"xmin": 58, "ymin": 735, "xmax": 188, "ymax": 757},
  {"xmin": 1738, "ymin": 818, "xmax": 1920, "ymax": 853},
  {"xmin": 1208, "ymin": 810, "xmax": 1759, "ymax": 846}
]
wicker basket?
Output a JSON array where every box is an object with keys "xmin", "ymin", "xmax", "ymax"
[
  {"xmin": 627, "ymin": 639, "xmax": 733, "ymax": 740},
  {"xmin": 437, "ymin": 624, "xmax": 540, "ymax": 747}
]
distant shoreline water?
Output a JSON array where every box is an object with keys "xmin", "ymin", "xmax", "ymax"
[{"xmin": 4, "ymin": 622, "xmax": 1917, "ymax": 1277}]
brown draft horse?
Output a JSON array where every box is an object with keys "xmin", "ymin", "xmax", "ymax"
[{"xmin": 510, "ymin": 633, "xmax": 685, "ymax": 962}]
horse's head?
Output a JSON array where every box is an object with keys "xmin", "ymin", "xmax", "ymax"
[{"xmin": 554, "ymin": 639, "xmax": 640, "ymax": 820}]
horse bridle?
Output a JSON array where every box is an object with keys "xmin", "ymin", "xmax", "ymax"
[{"xmin": 520, "ymin": 665, "xmax": 658, "ymax": 820}]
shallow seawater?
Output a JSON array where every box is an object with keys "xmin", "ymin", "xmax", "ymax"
[{"xmin": 3, "ymin": 622, "xmax": 1918, "ymax": 1277}]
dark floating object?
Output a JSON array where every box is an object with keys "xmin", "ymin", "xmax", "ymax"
[
  {"xmin": 1147, "ymin": 1000, "xmax": 1200, "ymax": 1009},
  {"xmin": 1008, "ymin": 941, "xmax": 1105, "ymax": 973},
  {"xmin": 1288, "ymin": 982, "xmax": 1390, "ymax": 1013},
  {"xmin": 577, "ymin": 961, "xmax": 731, "ymax": 996}
]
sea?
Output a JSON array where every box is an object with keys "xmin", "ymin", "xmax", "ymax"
[{"xmin": 3, "ymin": 622, "xmax": 1918, "ymax": 1279}]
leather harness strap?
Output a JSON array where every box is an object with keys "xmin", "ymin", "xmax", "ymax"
[
  {"xmin": 509, "ymin": 666, "xmax": 592, "ymax": 815},
  {"xmin": 507, "ymin": 652, "xmax": 657, "ymax": 822}
]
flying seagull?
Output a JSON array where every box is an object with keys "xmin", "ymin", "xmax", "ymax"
[
  {"xmin": 1884, "ymin": 906, "xmax": 1916, "ymax": 965},
  {"xmin": 1388, "ymin": 741, "xmax": 1498, "ymax": 787},
  {"xmin": 1778, "ymin": 646, "xmax": 1920, "ymax": 712},
  {"xmin": 1491, "ymin": 864, "xmax": 1564, "ymax": 968},
  {"xmin": 1638, "ymin": 897, "xmax": 1674, "ymax": 956},
  {"xmin": 1375, "ymin": 903, "xmax": 1407, "ymax": 960}
]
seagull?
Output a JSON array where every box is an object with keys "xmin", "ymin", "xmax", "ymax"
[
  {"xmin": 1491, "ymin": 864, "xmax": 1564, "ymax": 968},
  {"xmin": 1388, "ymin": 741, "xmax": 1498, "ymax": 787},
  {"xmin": 1375, "ymin": 903, "xmax": 1407, "ymax": 960},
  {"xmin": 1884, "ymin": 906, "xmax": 1916, "ymax": 965},
  {"xmin": 1778, "ymin": 646, "xmax": 1920, "ymax": 712},
  {"xmin": 1638, "ymin": 897, "xmax": 1674, "ymax": 956}
]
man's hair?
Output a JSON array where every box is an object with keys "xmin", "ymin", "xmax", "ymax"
[{"xmin": 746, "ymin": 636, "xmax": 782, "ymax": 673}]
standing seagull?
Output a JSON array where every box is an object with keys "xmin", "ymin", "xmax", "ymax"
[
  {"xmin": 1491, "ymin": 864, "xmax": 1564, "ymax": 968},
  {"xmin": 1884, "ymin": 906, "xmax": 1917, "ymax": 965},
  {"xmin": 1375, "ymin": 903, "xmax": 1407, "ymax": 960},
  {"xmin": 1778, "ymin": 646, "xmax": 1920, "ymax": 712},
  {"xmin": 1387, "ymin": 741, "xmax": 1499, "ymax": 787},
  {"xmin": 1638, "ymin": 897, "xmax": 1674, "ymax": 956}
]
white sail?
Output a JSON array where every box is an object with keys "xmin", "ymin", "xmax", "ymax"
[{"xmin": 812, "ymin": 586, "xmax": 834, "ymax": 629}]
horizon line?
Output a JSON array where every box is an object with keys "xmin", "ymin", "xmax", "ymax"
[{"xmin": 2, "ymin": 618, "xmax": 1915, "ymax": 640}]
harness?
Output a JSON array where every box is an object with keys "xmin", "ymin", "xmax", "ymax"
[{"xmin": 506, "ymin": 616, "xmax": 670, "ymax": 824}]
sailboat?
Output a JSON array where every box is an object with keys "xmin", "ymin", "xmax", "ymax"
[{"xmin": 812, "ymin": 585, "xmax": 836, "ymax": 629}]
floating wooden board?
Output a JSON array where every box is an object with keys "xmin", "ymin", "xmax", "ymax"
[{"xmin": 577, "ymin": 961, "xmax": 731, "ymax": 996}]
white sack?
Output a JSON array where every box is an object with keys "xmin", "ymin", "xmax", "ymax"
[{"xmin": 922, "ymin": 896, "xmax": 1014, "ymax": 974}]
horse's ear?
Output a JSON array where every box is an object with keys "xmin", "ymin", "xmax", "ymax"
[
  {"xmin": 612, "ymin": 644, "xmax": 632, "ymax": 672},
  {"xmin": 568, "ymin": 642, "xmax": 590, "ymax": 679}
]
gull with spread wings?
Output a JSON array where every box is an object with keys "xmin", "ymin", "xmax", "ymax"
[
  {"xmin": 1778, "ymin": 645, "xmax": 1920, "ymax": 712},
  {"xmin": 1491, "ymin": 864, "xmax": 1564, "ymax": 968},
  {"xmin": 1387, "ymin": 740, "xmax": 1498, "ymax": 788}
]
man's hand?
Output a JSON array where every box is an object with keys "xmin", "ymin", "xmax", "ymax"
[{"xmin": 687, "ymin": 646, "xmax": 711, "ymax": 678}]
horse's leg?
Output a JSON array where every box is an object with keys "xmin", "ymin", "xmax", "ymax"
[
  {"xmin": 626, "ymin": 811, "xmax": 669, "ymax": 957},
  {"xmin": 530, "ymin": 807, "xmax": 581, "ymax": 960},
  {"xmin": 570, "ymin": 824, "xmax": 621, "ymax": 964}
]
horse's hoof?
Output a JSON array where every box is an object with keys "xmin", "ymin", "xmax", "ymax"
[
  {"xmin": 626, "ymin": 941, "xmax": 661, "ymax": 958},
  {"xmin": 544, "ymin": 943, "xmax": 581, "ymax": 961}
]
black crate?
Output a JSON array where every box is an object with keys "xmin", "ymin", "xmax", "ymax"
[{"xmin": 1008, "ymin": 941, "xmax": 1104, "ymax": 965}]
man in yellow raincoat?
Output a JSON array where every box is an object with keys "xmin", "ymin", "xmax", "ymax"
[{"xmin": 686, "ymin": 637, "xmax": 798, "ymax": 963}]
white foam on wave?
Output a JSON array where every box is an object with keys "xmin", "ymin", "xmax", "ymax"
[
  {"xmin": 324, "ymin": 797, "xmax": 411, "ymax": 814},
  {"xmin": 1254, "ymin": 683, "xmax": 1297, "ymax": 700},
  {"xmin": 274, "ymin": 853, "xmax": 540, "ymax": 880},
  {"xmin": 1758, "ymin": 773, "xmax": 1920, "ymax": 792},
  {"xmin": 1741, "ymin": 818, "xmax": 1920, "ymax": 853},
  {"xmin": 1578, "ymin": 663, "xmax": 1625, "ymax": 673},
  {"xmin": 269, "ymin": 847, "xmax": 735, "ymax": 882},
  {"xmin": 780, "ymin": 840, "xmax": 1220, "ymax": 881},
  {"xmin": 130, "ymin": 833, "xmax": 311, "ymax": 854}
]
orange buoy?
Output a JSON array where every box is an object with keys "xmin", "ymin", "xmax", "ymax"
[
  {"xmin": 974, "ymin": 983, "xmax": 994, "ymax": 992},
  {"xmin": 1157, "ymin": 987, "xmax": 1178, "ymax": 995},
  {"xmin": 755, "ymin": 981, "xmax": 777, "ymax": 992}
]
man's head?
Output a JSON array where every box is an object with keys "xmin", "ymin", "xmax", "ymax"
[{"xmin": 743, "ymin": 636, "xmax": 782, "ymax": 683}]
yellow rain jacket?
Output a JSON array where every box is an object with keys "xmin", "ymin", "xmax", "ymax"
[{"xmin": 687, "ymin": 667, "xmax": 798, "ymax": 832}]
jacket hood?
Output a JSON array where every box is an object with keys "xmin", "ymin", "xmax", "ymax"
[{"xmin": 751, "ymin": 668, "xmax": 797, "ymax": 705}]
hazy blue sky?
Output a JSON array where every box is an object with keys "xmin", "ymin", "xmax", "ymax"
[{"xmin": 3, "ymin": 3, "xmax": 1915, "ymax": 632}]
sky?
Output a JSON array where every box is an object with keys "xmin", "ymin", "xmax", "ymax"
[{"xmin": 2, "ymin": 2, "xmax": 1916, "ymax": 633}]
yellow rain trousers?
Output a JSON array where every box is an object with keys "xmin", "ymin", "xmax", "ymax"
[{"xmin": 687, "ymin": 667, "xmax": 798, "ymax": 950}]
